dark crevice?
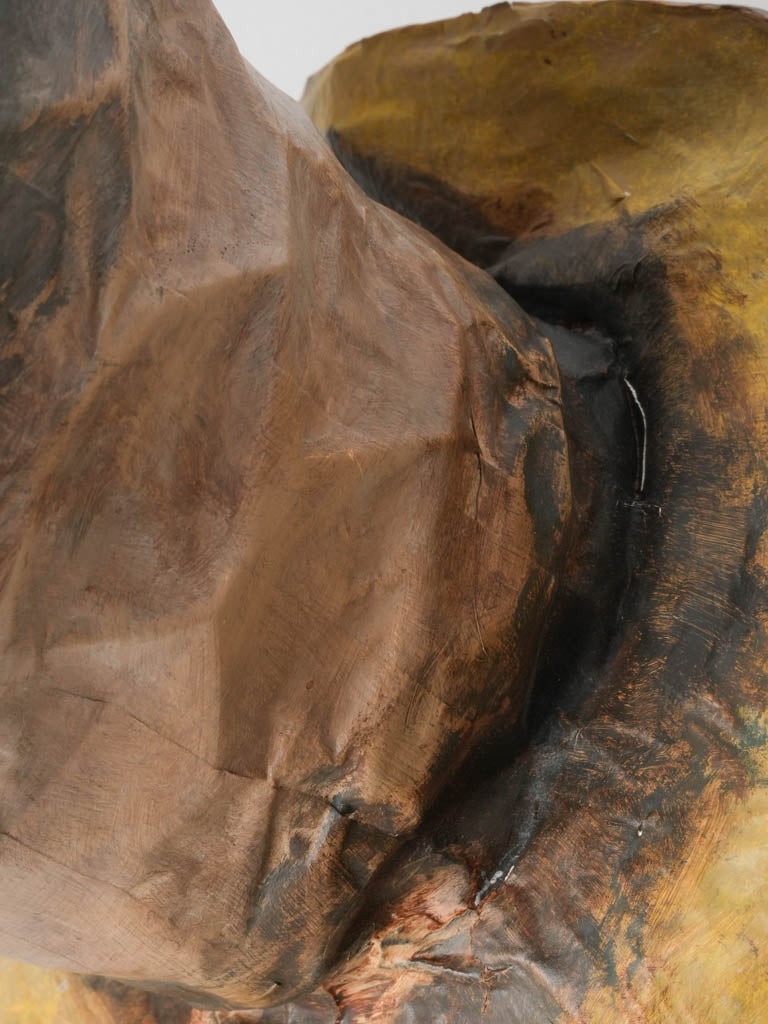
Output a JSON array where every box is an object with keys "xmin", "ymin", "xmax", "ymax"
[
  {"xmin": 320, "ymin": 134, "xmax": 674, "ymax": 967},
  {"xmin": 327, "ymin": 132, "xmax": 650, "ymax": 763}
]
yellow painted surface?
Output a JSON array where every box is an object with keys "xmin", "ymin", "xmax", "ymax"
[
  {"xmin": 576, "ymin": 778, "xmax": 768, "ymax": 1022},
  {"xmin": 305, "ymin": 2, "xmax": 768, "ymax": 430},
  {"xmin": 0, "ymin": 960, "xmax": 164, "ymax": 1024},
  {"xmin": 305, "ymin": 3, "xmax": 768, "ymax": 243},
  {"xmin": 0, "ymin": 959, "xmax": 74, "ymax": 1024}
]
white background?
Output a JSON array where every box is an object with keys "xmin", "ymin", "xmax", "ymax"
[
  {"xmin": 213, "ymin": 0, "xmax": 483, "ymax": 99},
  {"xmin": 212, "ymin": 0, "xmax": 765, "ymax": 100}
]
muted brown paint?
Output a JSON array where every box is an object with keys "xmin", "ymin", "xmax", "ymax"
[{"xmin": 1, "ymin": 0, "xmax": 568, "ymax": 1009}]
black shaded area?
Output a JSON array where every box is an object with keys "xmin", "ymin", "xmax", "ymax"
[
  {"xmin": 0, "ymin": 0, "xmax": 114, "ymax": 134},
  {"xmin": 0, "ymin": 353, "xmax": 23, "ymax": 391},
  {"xmin": 83, "ymin": 974, "xmax": 226, "ymax": 1015},
  {"xmin": 525, "ymin": 318, "xmax": 638, "ymax": 734},
  {"xmin": 0, "ymin": 97, "xmax": 131, "ymax": 321},
  {"xmin": 0, "ymin": 159, "xmax": 66, "ymax": 314},
  {"xmin": 327, "ymin": 131, "xmax": 513, "ymax": 267},
  {"xmin": 524, "ymin": 420, "xmax": 567, "ymax": 566}
]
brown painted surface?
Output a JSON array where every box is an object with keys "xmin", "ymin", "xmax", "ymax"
[
  {"xmin": 2, "ymin": 1, "xmax": 768, "ymax": 1021},
  {"xmin": 1, "ymin": 0, "xmax": 568, "ymax": 1012}
]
